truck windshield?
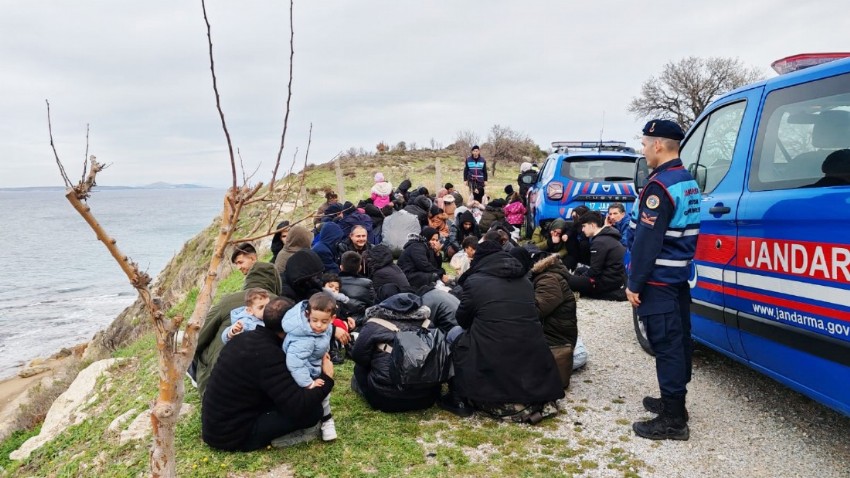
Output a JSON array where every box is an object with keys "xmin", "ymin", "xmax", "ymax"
[{"xmin": 563, "ymin": 157, "xmax": 638, "ymax": 181}]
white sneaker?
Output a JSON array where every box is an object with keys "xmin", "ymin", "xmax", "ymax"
[{"xmin": 321, "ymin": 418, "xmax": 337, "ymax": 441}]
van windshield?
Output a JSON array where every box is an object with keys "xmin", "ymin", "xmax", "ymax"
[{"xmin": 562, "ymin": 157, "xmax": 638, "ymax": 182}]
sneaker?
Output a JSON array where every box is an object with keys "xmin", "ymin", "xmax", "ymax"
[
  {"xmin": 437, "ymin": 393, "xmax": 474, "ymax": 418},
  {"xmin": 271, "ymin": 423, "xmax": 320, "ymax": 448},
  {"xmin": 632, "ymin": 415, "xmax": 689, "ymax": 441},
  {"xmin": 321, "ymin": 418, "xmax": 337, "ymax": 441},
  {"xmin": 642, "ymin": 396, "xmax": 689, "ymax": 421}
]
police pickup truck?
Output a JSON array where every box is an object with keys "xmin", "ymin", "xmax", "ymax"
[{"xmin": 633, "ymin": 53, "xmax": 850, "ymax": 417}]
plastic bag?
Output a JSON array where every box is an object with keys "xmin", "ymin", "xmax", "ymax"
[
  {"xmin": 390, "ymin": 327, "xmax": 452, "ymax": 389},
  {"xmin": 573, "ymin": 336, "xmax": 588, "ymax": 370}
]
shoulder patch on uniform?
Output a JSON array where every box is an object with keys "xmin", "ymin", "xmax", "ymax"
[{"xmin": 645, "ymin": 195, "xmax": 660, "ymax": 209}]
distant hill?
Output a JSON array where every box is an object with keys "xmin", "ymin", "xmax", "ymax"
[{"xmin": 0, "ymin": 182, "xmax": 208, "ymax": 192}]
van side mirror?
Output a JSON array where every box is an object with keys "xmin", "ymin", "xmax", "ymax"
[
  {"xmin": 634, "ymin": 157, "xmax": 650, "ymax": 193},
  {"xmin": 688, "ymin": 163, "xmax": 707, "ymax": 191}
]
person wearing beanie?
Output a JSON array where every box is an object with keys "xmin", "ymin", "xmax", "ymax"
[
  {"xmin": 397, "ymin": 226, "xmax": 448, "ymax": 289},
  {"xmin": 371, "ymin": 172, "xmax": 393, "ymax": 209},
  {"xmin": 463, "ymin": 145, "xmax": 488, "ymax": 203}
]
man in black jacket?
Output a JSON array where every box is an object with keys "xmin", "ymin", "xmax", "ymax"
[
  {"xmin": 338, "ymin": 251, "xmax": 376, "ymax": 326},
  {"xmin": 202, "ymin": 297, "xmax": 335, "ymax": 451},
  {"xmin": 568, "ymin": 211, "xmax": 626, "ymax": 299}
]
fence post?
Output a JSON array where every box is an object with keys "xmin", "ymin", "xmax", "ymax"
[
  {"xmin": 435, "ymin": 157, "xmax": 442, "ymax": 194},
  {"xmin": 334, "ymin": 157, "xmax": 346, "ymax": 203}
]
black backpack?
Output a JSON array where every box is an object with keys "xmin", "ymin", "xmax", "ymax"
[{"xmin": 368, "ymin": 317, "xmax": 452, "ymax": 389}]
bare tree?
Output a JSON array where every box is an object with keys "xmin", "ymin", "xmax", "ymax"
[
  {"xmin": 485, "ymin": 124, "xmax": 539, "ymax": 176},
  {"xmin": 627, "ymin": 56, "xmax": 764, "ymax": 130},
  {"xmin": 48, "ymin": 1, "xmax": 308, "ymax": 476},
  {"xmin": 452, "ymin": 129, "xmax": 480, "ymax": 158}
]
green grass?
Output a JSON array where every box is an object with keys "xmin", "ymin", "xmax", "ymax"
[{"xmin": 0, "ymin": 151, "xmax": 652, "ymax": 477}]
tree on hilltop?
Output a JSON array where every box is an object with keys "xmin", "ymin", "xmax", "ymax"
[{"xmin": 628, "ymin": 56, "xmax": 764, "ymax": 130}]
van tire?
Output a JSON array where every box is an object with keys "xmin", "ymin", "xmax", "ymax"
[{"xmin": 633, "ymin": 308, "xmax": 654, "ymax": 356}]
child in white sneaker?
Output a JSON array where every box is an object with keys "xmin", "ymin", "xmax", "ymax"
[
  {"xmin": 221, "ymin": 288, "xmax": 271, "ymax": 344},
  {"xmin": 282, "ymin": 291, "xmax": 338, "ymax": 441}
]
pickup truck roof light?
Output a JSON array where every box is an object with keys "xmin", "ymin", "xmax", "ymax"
[{"xmin": 771, "ymin": 53, "xmax": 850, "ymax": 75}]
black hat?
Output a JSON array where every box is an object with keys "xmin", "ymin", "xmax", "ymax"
[
  {"xmin": 379, "ymin": 292, "xmax": 422, "ymax": 313},
  {"xmin": 421, "ymin": 226, "xmax": 439, "ymax": 240},
  {"xmin": 471, "ymin": 145, "xmax": 480, "ymax": 151},
  {"xmin": 325, "ymin": 203, "xmax": 344, "ymax": 215},
  {"xmin": 504, "ymin": 184, "xmax": 515, "ymax": 196},
  {"xmin": 642, "ymin": 119, "xmax": 685, "ymax": 141}
]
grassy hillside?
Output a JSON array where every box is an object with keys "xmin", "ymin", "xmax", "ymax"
[{"xmin": 1, "ymin": 150, "xmax": 648, "ymax": 477}]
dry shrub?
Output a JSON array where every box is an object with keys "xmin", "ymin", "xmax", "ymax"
[{"xmin": 12, "ymin": 357, "xmax": 85, "ymax": 432}]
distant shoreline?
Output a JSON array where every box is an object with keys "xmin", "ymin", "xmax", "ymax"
[{"xmin": 0, "ymin": 183, "xmax": 211, "ymax": 192}]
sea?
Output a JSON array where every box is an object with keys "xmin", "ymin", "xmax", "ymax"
[{"xmin": 0, "ymin": 187, "xmax": 226, "ymax": 380}]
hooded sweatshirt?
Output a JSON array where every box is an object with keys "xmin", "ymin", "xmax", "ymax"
[
  {"xmin": 194, "ymin": 261, "xmax": 281, "ymax": 397},
  {"xmin": 274, "ymin": 225, "xmax": 313, "ymax": 276},
  {"xmin": 312, "ymin": 222, "xmax": 344, "ymax": 273},
  {"xmin": 281, "ymin": 250, "xmax": 325, "ymax": 302}
]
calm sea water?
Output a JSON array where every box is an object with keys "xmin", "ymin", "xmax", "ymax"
[{"xmin": 0, "ymin": 188, "xmax": 226, "ymax": 379}]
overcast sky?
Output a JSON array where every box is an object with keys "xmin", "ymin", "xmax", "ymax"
[{"xmin": 1, "ymin": 1, "xmax": 846, "ymax": 188}]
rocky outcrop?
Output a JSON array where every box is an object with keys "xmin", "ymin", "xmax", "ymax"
[{"xmin": 10, "ymin": 358, "xmax": 125, "ymax": 461}]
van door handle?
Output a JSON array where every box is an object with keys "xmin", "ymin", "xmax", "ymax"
[{"xmin": 709, "ymin": 206, "xmax": 731, "ymax": 214}]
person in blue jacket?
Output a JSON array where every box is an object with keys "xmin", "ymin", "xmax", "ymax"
[
  {"xmin": 463, "ymin": 145, "xmax": 488, "ymax": 202},
  {"xmin": 312, "ymin": 222, "xmax": 344, "ymax": 274},
  {"xmin": 626, "ymin": 119, "xmax": 700, "ymax": 441},
  {"xmin": 282, "ymin": 292, "xmax": 338, "ymax": 441}
]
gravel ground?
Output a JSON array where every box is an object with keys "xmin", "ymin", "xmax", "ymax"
[{"xmin": 565, "ymin": 297, "xmax": 850, "ymax": 478}]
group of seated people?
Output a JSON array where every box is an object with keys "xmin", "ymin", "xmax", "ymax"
[{"xmin": 194, "ymin": 169, "xmax": 630, "ymax": 452}]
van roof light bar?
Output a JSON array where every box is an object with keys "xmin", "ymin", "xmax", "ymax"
[{"xmin": 771, "ymin": 53, "xmax": 850, "ymax": 75}]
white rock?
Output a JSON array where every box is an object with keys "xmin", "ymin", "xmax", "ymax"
[
  {"xmin": 10, "ymin": 358, "xmax": 124, "ymax": 460},
  {"xmin": 107, "ymin": 408, "xmax": 138, "ymax": 434},
  {"xmin": 118, "ymin": 403, "xmax": 195, "ymax": 445}
]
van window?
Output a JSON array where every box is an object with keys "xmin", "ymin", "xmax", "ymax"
[
  {"xmin": 750, "ymin": 73, "xmax": 850, "ymax": 191},
  {"xmin": 680, "ymin": 101, "xmax": 746, "ymax": 194}
]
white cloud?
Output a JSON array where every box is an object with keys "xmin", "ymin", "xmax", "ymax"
[{"xmin": 1, "ymin": 0, "xmax": 846, "ymax": 187}]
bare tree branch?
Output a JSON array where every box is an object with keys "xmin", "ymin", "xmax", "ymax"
[
  {"xmin": 202, "ymin": 0, "xmax": 237, "ymax": 191},
  {"xmin": 269, "ymin": 0, "xmax": 296, "ymax": 193},
  {"xmin": 46, "ymin": 100, "xmax": 73, "ymax": 188},
  {"xmin": 82, "ymin": 124, "xmax": 90, "ymax": 183}
]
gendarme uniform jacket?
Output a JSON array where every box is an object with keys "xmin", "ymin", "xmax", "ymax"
[{"xmin": 627, "ymin": 158, "xmax": 700, "ymax": 300}]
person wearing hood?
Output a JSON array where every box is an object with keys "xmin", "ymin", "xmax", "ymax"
[
  {"xmin": 368, "ymin": 244, "xmax": 412, "ymax": 300},
  {"xmin": 370, "ymin": 172, "xmax": 393, "ymax": 209},
  {"xmin": 446, "ymin": 210, "xmax": 480, "ymax": 258},
  {"xmin": 312, "ymin": 221, "xmax": 344, "ymax": 274},
  {"xmin": 349, "ymin": 293, "xmax": 439, "ymax": 412},
  {"xmin": 274, "ymin": 225, "xmax": 313, "ymax": 280},
  {"xmin": 397, "ymin": 227, "xmax": 448, "ymax": 290},
  {"xmin": 530, "ymin": 252, "xmax": 578, "ymax": 388},
  {"xmin": 428, "ymin": 205, "xmax": 450, "ymax": 243},
  {"xmin": 269, "ymin": 221, "xmax": 291, "ymax": 264},
  {"xmin": 194, "ymin": 255, "xmax": 283, "ymax": 397},
  {"xmin": 568, "ymin": 211, "xmax": 626, "ymax": 299},
  {"xmin": 439, "ymin": 240, "xmax": 565, "ymax": 422},
  {"xmin": 393, "ymin": 179, "xmax": 412, "ymax": 209},
  {"xmin": 565, "ymin": 205, "xmax": 592, "ymax": 270},
  {"xmin": 530, "ymin": 218, "xmax": 569, "ymax": 260},
  {"xmin": 403, "ymin": 195, "xmax": 432, "ymax": 227},
  {"xmin": 478, "ymin": 198, "xmax": 506, "ymax": 233},
  {"xmin": 338, "ymin": 201, "xmax": 374, "ymax": 241},
  {"xmin": 280, "ymin": 249, "xmax": 326, "ymax": 303}
]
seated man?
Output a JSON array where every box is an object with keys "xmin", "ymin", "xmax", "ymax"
[
  {"xmin": 202, "ymin": 297, "xmax": 334, "ymax": 451},
  {"xmin": 193, "ymin": 243, "xmax": 281, "ymax": 396},
  {"xmin": 568, "ymin": 211, "xmax": 626, "ymax": 300},
  {"xmin": 606, "ymin": 202, "xmax": 630, "ymax": 247}
]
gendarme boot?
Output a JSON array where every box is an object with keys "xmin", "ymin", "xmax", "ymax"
[
  {"xmin": 642, "ymin": 396, "xmax": 689, "ymax": 421},
  {"xmin": 633, "ymin": 397, "xmax": 689, "ymax": 441}
]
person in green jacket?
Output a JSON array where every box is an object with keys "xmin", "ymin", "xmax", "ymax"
[
  {"xmin": 194, "ymin": 247, "xmax": 282, "ymax": 397},
  {"xmin": 529, "ymin": 218, "xmax": 569, "ymax": 260}
]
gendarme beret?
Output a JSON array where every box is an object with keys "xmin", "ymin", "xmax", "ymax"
[{"xmin": 642, "ymin": 119, "xmax": 685, "ymax": 141}]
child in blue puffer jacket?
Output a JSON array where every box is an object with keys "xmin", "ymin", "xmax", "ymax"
[
  {"xmin": 220, "ymin": 288, "xmax": 270, "ymax": 344},
  {"xmin": 282, "ymin": 292, "xmax": 337, "ymax": 441}
]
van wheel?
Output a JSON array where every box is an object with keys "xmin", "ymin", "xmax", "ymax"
[{"xmin": 633, "ymin": 308, "xmax": 654, "ymax": 356}]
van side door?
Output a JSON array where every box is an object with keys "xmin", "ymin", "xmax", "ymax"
[
  {"xmin": 735, "ymin": 72, "xmax": 850, "ymax": 413},
  {"xmin": 680, "ymin": 88, "xmax": 761, "ymax": 357}
]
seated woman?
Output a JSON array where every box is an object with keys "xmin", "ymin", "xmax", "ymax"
[
  {"xmin": 349, "ymin": 293, "xmax": 439, "ymax": 412},
  {"xmin": 397, "ymin": 227, "xmax": 448, "ymax": 290},
  {"xmin": 440, "ymin": 240, "xmax": 565, "ymax": 423},
  {"xmin": 529, "ymin": 218, "xmax": 569, "ymax": 260}
]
